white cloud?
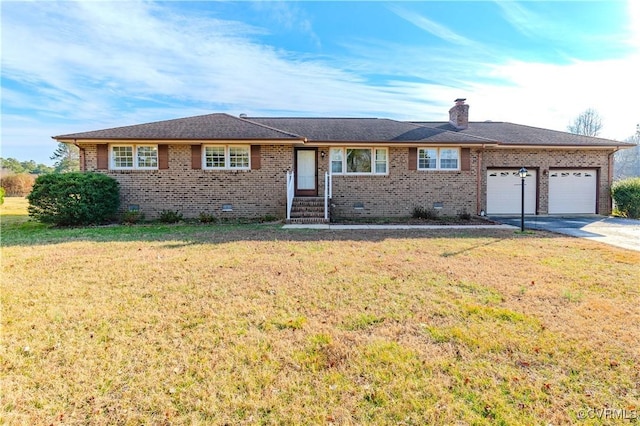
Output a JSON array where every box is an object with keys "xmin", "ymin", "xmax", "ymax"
[
  {"xmin": 495, "ymin": 1, "xmax": 548, "ymax": 39},
  {"xmin": 468, "ymin": 55, "xmax": 640, "ymax": 139},
  {"xmin": 1, "ymin": 0, "xmax": 638, "ymax": 164},
  {"xmin": 388, "ymin": 5, "xmax": 480, "ymax": 48}
]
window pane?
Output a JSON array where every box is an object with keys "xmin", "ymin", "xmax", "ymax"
[
  {"xmin": 440, "ymin": 148, "xmax": 459, "ymax": 169},
  {"xmin": 346, "ymin": 149, "xmax": 371, "ymax": 173},
  {"xmin": 113, "ymin": 146, "xmax": 133, "ymax": 168},
  {"xmin": 205, "ymin": 146, "xmax": 225, "ymax": 168},
  {"xmin": 229, "ymin": 146, "xmax": 250, "ymax": 168},
  {"xmin": 330, "ymin": 148, "xmax": 343, "ymax": 173},
  {"xmin": 137, "ymin": 146, "xmax": 158, "ymax": 168},
  {"xmin": 375, "ymin": 149, "xmax": 387, "ymax": 174},
  {"xmin": 418, "ymin": 148, "xmax": 437, "ymax": 169}
]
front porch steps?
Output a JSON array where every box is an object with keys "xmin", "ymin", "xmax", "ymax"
[{"xmin": 288, "ymin": 197, "xmax": 329, "ymax": 224}]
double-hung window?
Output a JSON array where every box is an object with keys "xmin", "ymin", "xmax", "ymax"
[
  {"xmin": 330, "ymin": 147, "xmax": 388, "ymax": 175},
  {"xmin": 111, "ymin": 145, "xmax": 158, "ymax": 170},
  {"xmin": 417, "ymin": 147, "xmax": 460, "ymax": 170},
  {"xmin": 203, "ymin": 145, "xmax": 250, "ymax": 170}
]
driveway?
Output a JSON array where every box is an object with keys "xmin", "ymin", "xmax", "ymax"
[{"xmin": 490, "ymin": 216, "xmax": 640, "ymax": 251}]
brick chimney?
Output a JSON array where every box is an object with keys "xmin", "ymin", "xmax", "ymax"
[{"xmin": 449, "ymin": 98, "xmax": 469, "ymax": 130}]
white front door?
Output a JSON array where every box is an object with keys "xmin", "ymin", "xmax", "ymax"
[
  {"xmin": 296, "ymin": 149, "xmax": 316, "ymax": 196},
  {"xmin": 487, "ymin": 169, "xmax": 537, "ymax": 215},
  {"xmin": 548, "ymin": 169, "xmax": 597, "ymax": 214}
]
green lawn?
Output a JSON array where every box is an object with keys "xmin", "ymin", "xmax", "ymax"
[{"xmin": 1, "ymin": 198, "xmax": 639, "ymax": 425}]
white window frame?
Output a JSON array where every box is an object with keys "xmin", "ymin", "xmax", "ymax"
[
  {"xmin": 329, "ymin": 147, "xmax": 388, "ymax": 175},
  {"xmin": 202, "ymin": 145, "xmax": 251, "ymax": 170},
  {"xmin": 417, "ymin": 147, "xmax": 460, "ymax": 171},
  {"xmin": 111, "ymin": 144, "xmax": 158, "ymax": 170}
]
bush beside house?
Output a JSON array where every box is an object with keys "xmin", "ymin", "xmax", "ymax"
[
  {"xmin": 611, "ymin": 177, "xmax": 640, "ymax": 219},
  {"xmin": 28, "ymin": 173, "xmax": 120, "ymax": 226}
]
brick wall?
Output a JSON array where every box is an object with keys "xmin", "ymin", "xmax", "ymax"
[
  {"xmin": 482, "ymin": 148, "xmax": 613, "ymax": 214},
  {"xmin": 82, "ymin": 144, "xmax": 614, "ymax": 220},
  {"xmin": 322, "ymin": 147, "xmax": 478, "ymax": 218},
  {"xmin": 84, "ymin": 144, "xmax": 293, "ymax": 219}
]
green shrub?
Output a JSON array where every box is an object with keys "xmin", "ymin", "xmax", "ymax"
[
  {"xmin": 122, "ymin": 210, "xmax": 145, "ymax": 225},
  {"xmin": 611, "ymin": 177, "xmax": 640, "ymax": 219},
  {"xmin": 458, "ymin": 209, "xmax": 472, "ymax": 221},
  {"xmin": 1, "ymin": 173, "xmax": 36, "ymax": 196},
  {"xmin": 0, "ymin": 187, "xmax": 4, "ymax": 205},
  {"xmin": 198, "ymin": 212, "xmax": 217, "ymax": 223},
  {"xmin": 158, "ymin": 209, "xmax": 183, "ymax": 223},
  {"xmin": 412, "ymin": 206, "xmax": 438, "ymax": 220},
  {"xmin": 27, "ymin": 173, "xmax": 120, "ymax": 226}
]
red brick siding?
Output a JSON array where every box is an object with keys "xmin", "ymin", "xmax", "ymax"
[
  {"xmin": 482, "ymin": 148, "xmax": 613, "ymax": 215},
  {"xmin": 81, "ymin": 144, "xmax": 614, "ymax": 219},
  {"xmin": 84, "ymin": 144, "xmax": 292, "ymax": 219},
  {"xmin": 322, "ymin": 147, "xmax": 478, "ymax": 218}
]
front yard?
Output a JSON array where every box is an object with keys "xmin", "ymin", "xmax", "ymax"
[{"xmin": 1, "ymin": 198, "xmax": 639, "ymax": 425}]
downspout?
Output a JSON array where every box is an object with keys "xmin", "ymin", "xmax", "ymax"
[
  {"xmin": 72, "ymin": 139, "xmax": 86, "ymax": 171},
  {"xmin": 476, "ymin": 147, "xmax": 483, "ymax": 215},
  {"xmin": 607, "ymin": 148, "xmax": 618, "ymax": 213}
]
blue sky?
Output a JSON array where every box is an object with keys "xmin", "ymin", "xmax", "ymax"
[{"xmin": 2, "ymin": 0, "xmax": 639, "ymax": 165}]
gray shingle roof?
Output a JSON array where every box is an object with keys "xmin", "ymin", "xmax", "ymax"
[
  {"xmin": 54, "ymin": 113, "xmax": 630, "ymax": 148},
  {"xmin": 245, "ymin": 117, "xmax": 492, "ymax": 143},
  {"xmin": 54, "ymin": 113, "xmax": 303, "ymax": 141},
  {"xmin": 420, "ymin": 122, "xmax": 630, "ymax": 147}
]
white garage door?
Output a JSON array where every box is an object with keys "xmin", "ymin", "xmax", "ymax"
[
  {"xmin": 548, "ymin": 169, "xmax": 597, "ymax": 214},
  {"xmin": 487, "ymin": 169, "xmax": 537, "ymax": 215}
]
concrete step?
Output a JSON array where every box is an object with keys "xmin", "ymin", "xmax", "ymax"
[
  {"xmin": 292, "ymin": 198, "xmax": 325, "ymax": 207},
  {"xmin": 289, "ymin": 197, "xmax": 329, "ymax": 222},
  {"xmin": 287, "ymin": 217, "xmax": 329, "ymax": 224}
]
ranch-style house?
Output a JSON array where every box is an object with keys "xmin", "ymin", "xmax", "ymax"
[{"xmin": 53, "ymin": 99, "xmax": 633, "ymax": 222}]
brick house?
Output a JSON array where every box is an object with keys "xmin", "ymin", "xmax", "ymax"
[{"xmin": 53, "ymin": 100, "xmax": 633, "ymax": 222}]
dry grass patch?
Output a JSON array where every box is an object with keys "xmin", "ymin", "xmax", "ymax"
[{"xmin": 2, "ymin": 198, "xmax": 639, "ymax": 424}]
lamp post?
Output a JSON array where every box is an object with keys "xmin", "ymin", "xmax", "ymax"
[{"xmin": 518, "ymin": 167, "xmax": 528, "ymax": 231}]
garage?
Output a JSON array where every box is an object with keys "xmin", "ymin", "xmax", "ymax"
[
  {"xmin": 487, "ymin": 169, "xmax": 537, "ymax": 215},
  {"xmin": 548, "ymin": 169, "xmax": 597, "ymax": 214}
]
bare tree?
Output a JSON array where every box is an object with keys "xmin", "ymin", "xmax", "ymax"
[
  {"xmin": 567, "ymin": 108, "xmax": 603, "ymax": 137},
  {"xmin": 614, "ymin": 124, "xmax": 640, "ymax": 180}
]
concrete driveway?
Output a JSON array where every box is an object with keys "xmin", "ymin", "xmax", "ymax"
[{"xmin": 490, "ymin": 216, "xmax": 640, "ymax": 251}]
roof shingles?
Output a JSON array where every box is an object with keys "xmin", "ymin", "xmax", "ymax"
[
  {"xmin": 421, "ymin": 122, "xmax": 628, "ymax": 147},
  {"xmin": 54, "ymin": 113, "xmax": 302, "ymax": 141},
  {"xmin": 54, "ymin": 114, "xmax": 630, "ymax": 148}
]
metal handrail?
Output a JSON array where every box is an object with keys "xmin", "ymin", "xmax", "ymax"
[
  {"xmin": 286, "ymin": 171, "xmax": 294, "ymax": 220},
  {"xmin": 324, "ymin": 171, "xmax": 332, "ymax": 221}
]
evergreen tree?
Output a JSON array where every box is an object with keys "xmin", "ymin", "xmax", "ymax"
[{"xmin": 51, "ymin": 143, "xmax": 80, "ymax": 173}]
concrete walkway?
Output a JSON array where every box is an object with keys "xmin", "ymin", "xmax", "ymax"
[{"xmin": 282, "ymin": 223, "xmax": 516, "ymax": 230}]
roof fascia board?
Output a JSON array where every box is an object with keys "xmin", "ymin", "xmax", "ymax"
[
  {"xmin": 302, "ymin": 141, "xmax": 498, "ymax": 147},
  {"xmin": 53, "ymin": 138, "xmax": 305, "ymax": 145},
  {"xmin": 491, "ymin": 144, "xmax": 621, "ymax": 150}
]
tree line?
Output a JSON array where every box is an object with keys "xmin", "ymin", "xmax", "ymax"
[
  {"xmin": 1, "ymin": 143, "xmax": 79, "ymax": 175},
  {"xmin": 1, "ymin": 143, "xmax": 80, "ymax": 196}
]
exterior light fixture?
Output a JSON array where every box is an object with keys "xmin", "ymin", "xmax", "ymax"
[{"xmin": 518, "ymin": 167, "xmax": 528, "ymax": 231}]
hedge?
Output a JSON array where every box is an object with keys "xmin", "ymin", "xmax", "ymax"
[
  {"xmin": 28, "ymin": 173, "xmax": 120, "ymax": 226},
  {"xmin": 611, "ymin": 177, "xmax": 640, "ymax": 219}
]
